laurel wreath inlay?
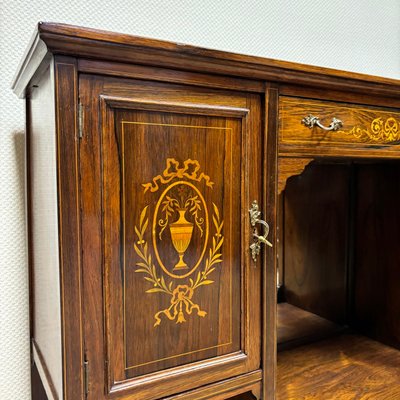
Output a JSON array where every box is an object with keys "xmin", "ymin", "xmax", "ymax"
[{"xmin": 133, "ymin": 158, "xmax": 224, "ymax": 327}]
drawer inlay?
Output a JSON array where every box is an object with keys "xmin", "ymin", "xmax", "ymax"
[
  {"xmin": 279, "ymin": 96, "xmax": 400, "ymax": 157},
  {"xmin": 338, "ymin": 116, "xmax": 400, "ymax": 143}
]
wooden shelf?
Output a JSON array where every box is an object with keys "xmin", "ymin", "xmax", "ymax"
[
  {"xmin": 278, "ymin": 302, "xmax": 344, "ymax": 351},
  {"xmin": 277, "ymin": 333, "xmax": 400, "ymax": 399}
]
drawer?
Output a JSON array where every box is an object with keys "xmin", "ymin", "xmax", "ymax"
[{"xmin": 279, "ymin": 96, "xmax": 400, "ymax": 157}]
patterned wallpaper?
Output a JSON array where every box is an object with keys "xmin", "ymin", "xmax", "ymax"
[{"xmin": 1, "ymin": 1, "xmax": 399, "ymax": 398}]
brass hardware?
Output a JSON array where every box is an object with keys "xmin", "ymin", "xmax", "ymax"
[
  {"xmin": 249, "ymin": 200, "xmax": 272, "ymax": 262},
  {"xmin": 302, "ymin": 114, "xmax": 343, "ymax": 131}
]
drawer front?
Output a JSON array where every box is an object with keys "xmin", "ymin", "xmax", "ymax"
[{"xmin": 279, "ymin": 96, "xmax": 400, "ymax": 157}]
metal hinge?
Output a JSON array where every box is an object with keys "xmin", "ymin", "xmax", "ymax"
[
  {"xmin": 78, "ymin": 102, "xmax": 84, "ymax": 139},
  {"xmin": 83, "ymin": 359, "xmax": 89, "ymax": 398}
]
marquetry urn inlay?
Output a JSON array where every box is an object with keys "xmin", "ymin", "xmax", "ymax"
[{"xmin": 133, "ymin": 158, "xmax": 224, "ymax": 326}]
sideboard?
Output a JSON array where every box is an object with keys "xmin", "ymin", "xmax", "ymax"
[{"xmin": 13, "ymin": 23, "xmax": 400, "ymax": 400}]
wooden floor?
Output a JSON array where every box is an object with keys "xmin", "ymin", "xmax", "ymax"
[{"xmin": 277, "ymin": 333, "xmax": 400, "ymax": 399}]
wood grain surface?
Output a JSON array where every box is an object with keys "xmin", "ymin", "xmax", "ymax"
[
  {"xmin": 262, "ymin": 84, "xmax": 279, "ymax": 400},
  {"xmin": 277, "ymin": 303, "xmax": 343, "ymax": 351},
  {"xmin": 283, "ymin": 163, "xmax": 349, "ymax": 324},
  {"xmin": 18, "ymin": 22, "xmax": 400, "ymax": 400},
  {"xmin": 279, "ymin": 96, "xmax": 400, "ymax": 158},
  {"xmin": 277, "ymin": 333, "xmax": 400, "ymax": 400},
  {"xmin": 14, "ymin": 22, "xmax": 400, "ymax": 99},
  {"xmin": 353, "ymin": 163, "xmax": 400, "ymax": 350},
  {"xmin": 79, "ymin": 74, "xmax": 262, "ymax": 399},
  {"xmin": 54, "ymin": 56, "xmax": 84, "ymax": 400},
  {"xmin": 277, "ymin": 157, "xmax": 314, "ymax": 194}
]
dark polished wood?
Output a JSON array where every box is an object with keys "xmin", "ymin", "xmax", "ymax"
[
  {"xmin": 262, "ymin": 84, "xmax": 279, "ymax": 400},
  {"xmin": 78, "ymin": 59, "xmax": 264, "ymax": 93},
  {"xmin": 277, "ymin": 334, "xmax": 400, "ymax": 400},
  {"xmin": 14, "ymin": 22, "xmax": 400, "ymax": 400},
  {"xmin": 277, "ymin": 303, "xmax": 344, "ymax": 351},
  {"xmin": 279, "ymin": 96, "xmax": 400, "ymax": 158},
  {"xmin": 80, "ymin": 76, "xmax": 261, "ymax": 399},
  {"xmin": 32, "ymin": 363, "xmax": 48, "ymax": 400},
  {"xmin": 279, "ymin": 83, "xmax": 400, "ymax": 109},
  {"xmin": 164, "ymin": 372, "xmax": 261, "ymax": 400},
  {"xmin": 353, "ymin": 162, "xmax": 400, "ymax": 349},
  {"xmin": 277, "ymin": 157, "xmax": 314, "ymax": 194},
  {"xmin": 54, "ymin": 56, "xmax": 84, "ymax": 400},
  {"xmin": 13, "ymin": 22, "xmax": 400, "ymax": 99},
  {"xmin": 283, "ymin": 162, "xmax": 349, "ymax": 324}
]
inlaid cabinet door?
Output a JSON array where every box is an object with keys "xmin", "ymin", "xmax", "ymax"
[{"xmin": 80, "ymin": 75, "xmax": 262, "ymax": 399}]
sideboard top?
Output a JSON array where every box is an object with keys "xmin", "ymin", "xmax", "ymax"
[{"xmin": 12, "ymin": 22, "xmax": 400, "ymax": 98}]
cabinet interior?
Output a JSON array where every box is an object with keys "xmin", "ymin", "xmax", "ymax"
[{"xmin": 277, "ymin": 159, "xmax": 400, "ymax": 398}]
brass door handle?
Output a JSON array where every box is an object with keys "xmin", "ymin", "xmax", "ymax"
[
  {"xmin": 301, "ymin": 114, "xmax": 343, "ymax": 131},
  {"xmin": 249, "ymin": 200, "xmax": 272, "ymax": 262}
]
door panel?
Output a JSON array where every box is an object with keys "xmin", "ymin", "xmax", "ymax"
[
  {"xmin": 115, "ymin": 109, "xmax": 241, "ymax": 378},
  {"xmin": 80, "ymin": 75, "xmax": 261, "ymax": 399}
]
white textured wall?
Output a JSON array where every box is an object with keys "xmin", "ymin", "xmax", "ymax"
[{"xmin": 1, "ymin": 1, "xmax": 399, "ymax": 398}]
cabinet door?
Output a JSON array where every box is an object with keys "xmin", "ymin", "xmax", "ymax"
[{"xmin": 80, "ymin": 75, "xmax": 262, "ymax": 399}]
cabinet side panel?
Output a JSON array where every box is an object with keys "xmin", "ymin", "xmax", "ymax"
[
  {"xmin": 29, "ymin": 60, "xmax": 63, "ymax": 399},
  {"xmin": 54, "ymin": 56, "xmax": 84, "ymax": 400}
]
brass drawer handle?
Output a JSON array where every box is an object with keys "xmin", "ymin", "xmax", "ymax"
[
  {"xmin": 302, "ymin": 114, "xmax": 343, "ymax": 131},
  {"xmin": 249, "ymin": 200, "xmax": 273, "ymax": 262}
]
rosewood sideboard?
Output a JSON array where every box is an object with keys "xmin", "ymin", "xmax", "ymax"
[{"xmin": 13, "ymin": 23, "xmax": 400, "ymax": 400}]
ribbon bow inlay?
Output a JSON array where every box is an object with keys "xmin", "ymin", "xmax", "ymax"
[
  {"xmin": 143, "ymin": 158, "xmax": 214, "ymax": 193},
  {"xmin": 154, "ymin": 284, "xmax": 207, "ymax": 326}
]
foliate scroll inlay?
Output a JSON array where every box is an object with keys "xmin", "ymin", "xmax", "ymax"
[
  {"xmin": 133, "ymin": 158, "xmax": 224, "ymax": 327},
  {"xmin": 339, "ymin": 117, "xmax": 400, "ymax": 143}
]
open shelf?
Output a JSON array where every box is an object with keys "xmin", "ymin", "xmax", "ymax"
[
  {"xmin": 276, "ymin": 160, "xmax": 400, "ymax": 398},
  {"xmin": 277, "ymin": 333, "xmax": 400, "ymax": 399},
  {"xmin": 277, "ymin": 303, "xmax": 345, "ymax": 351}
]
